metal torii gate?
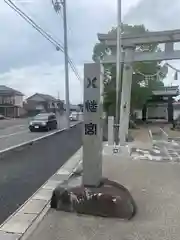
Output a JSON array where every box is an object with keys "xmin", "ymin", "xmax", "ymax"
[{"xmin": 98, "ymin": 29, "xmax": 180, "ymax": 145}]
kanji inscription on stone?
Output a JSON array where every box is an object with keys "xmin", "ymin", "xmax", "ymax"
[
  {"xmin": 85, "ymin": 123, "xmax": 97, "ymax": 135},
  {"xmin": 83, "ymin": 63, "xmax": 104, "ymax": 186},
  {"xmin": 87, "ymin": 77, "xmax": 97, "ymax": 88},
  {"xmin": 85, "ymin": 100, "xmax": 98, "ymax": 112}
]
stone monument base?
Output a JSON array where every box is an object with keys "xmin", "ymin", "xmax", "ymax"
[{"xmin": 50, "ymin": 178, "xmax": 137, "ymax": 220}]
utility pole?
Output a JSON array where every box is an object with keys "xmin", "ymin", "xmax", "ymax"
[
  {"xmin": 52, "ymin": 0, "xmax": 70, "ymax": 129},
  {"xmin": 115, "ymin": 0, "xmax": 122, "ymax": 144}
]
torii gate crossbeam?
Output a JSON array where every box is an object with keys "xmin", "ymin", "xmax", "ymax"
[
  {"xmin": 98, "ymin": 29, "xmax": 180, "ymax": 46},
  {"xmin": 101, "ymin": 49, "xmax": 180, "ymax": 63},
  {"xmin": 97, "ymin": 29, "xmax": 180, "ymax": 146}
]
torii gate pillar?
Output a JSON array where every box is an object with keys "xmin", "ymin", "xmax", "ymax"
[{"xmin": 119, "ymin": 46, "xmax": 135, "ymax": 145}]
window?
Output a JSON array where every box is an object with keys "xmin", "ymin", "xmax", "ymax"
[
  {"xmin": 48, "ymin": 114, "xmax": 56, "ymax": 120},
  {"xmin": 34, "ymin": 114, "xmax": 49, "ymax": 121}
]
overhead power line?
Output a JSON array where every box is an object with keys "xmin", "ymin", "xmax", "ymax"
[
  {"xmin": 5, "ymin": 0, "xmax": 81, "ymax": 82},
  {"xmin": 5, "ymin": 0, "xmax": 61, "ymax": 48},
  {"xmin": 16, "ymin": 0, "xmax": 65, "ymax": 46},
  {"xmin": 4, "ymin": 0, "xmax": 82, "ymax": 82}
]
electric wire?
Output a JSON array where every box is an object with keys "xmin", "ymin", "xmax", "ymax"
[{"xmin": 4, "ymin": 0, "xmax": 82, "ymax": 82}]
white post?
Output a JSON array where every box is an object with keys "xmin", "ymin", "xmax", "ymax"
[
  {"xmin": 119, "ymin": 46, "xmax": 134, "ymax": 145},
  {"xmin": 83, "ymin": 63, "xmax": 104, "ymax": 187},
  {"xmin": 108, "ymin": 116, "xmax": 114, "ymax": 145}
]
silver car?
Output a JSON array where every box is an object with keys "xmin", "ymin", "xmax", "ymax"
[{"xmin": 69, "ymin": 111, "xmax": 78, "ymax": 121}]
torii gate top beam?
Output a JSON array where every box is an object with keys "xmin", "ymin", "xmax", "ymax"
[{"xmin": 98, "ymin": 29, "xmax": 180, "ymax": 47}]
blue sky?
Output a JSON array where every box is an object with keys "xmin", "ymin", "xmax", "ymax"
[{"xmin": 0, "ymin": 0, "xmax": 180, "ymax": 103}]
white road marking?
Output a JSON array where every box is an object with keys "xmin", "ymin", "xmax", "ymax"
[
  {"xmin": 0, "ymin": 128, "xmax": 67, "ymax": 154},
  {"xmin": 0, "ymin": 122, "xmax": 80, "ymax": 154}
]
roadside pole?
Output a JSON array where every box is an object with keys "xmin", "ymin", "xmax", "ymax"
[
  {"xmin": 52, "ymin": 0, "xmax": 70, "ymax": 129},
  {"xmin": 62, "ymin": 0, "xmax": 70, "ymax": 129},
  {"xmin": 115, "ymin": 0, "xmax": 122, "ymax": 144}
]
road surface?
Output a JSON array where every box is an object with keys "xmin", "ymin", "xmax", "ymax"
[
  {"xmin": 0, "ymin": 123, "xmax": 82, "ymax": 224},
  {"xmin": 0, "ymin": 114, "xmax": 78, "ymax": 151}
]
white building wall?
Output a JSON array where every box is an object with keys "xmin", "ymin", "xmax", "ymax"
[
  {"xmin": 14, "ymin": 95, "xmax": 23, "ymax": 107},
  {"xmin": 147, "ymin": 104, "xmax": 168, "ymax": 120},
  {"xmin": 35, "ymin": 104, "xmax": 44, "ymax": 110},
  {"xmin": 134, "ymin": 109, "xmax": 142, "ymax": 119},
  {"xmin": 174, "ymin": 109, "xmax": 180, "ymax": 120}
]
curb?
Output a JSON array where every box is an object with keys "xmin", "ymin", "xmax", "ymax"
[
  {"xmin": 0, "ymin": 122, "xmax": 81, "ymax": 160},
  {"xmin": 0, "ymin": 148, "xmax": 82, "ymax": 240},
  {"xmin": 0, "ymin": 123, "xmax": 82, "ymax": 240}
]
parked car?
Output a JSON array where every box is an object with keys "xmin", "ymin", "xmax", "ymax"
[
  {"xmin": 0, "ymin": 114, "xmax": 6, "ymax": 120},
  {"xmin": 69, "ymin": 111, "xmax": 78, "ymax": 121},
  {"xmin": 29, "ymin": 113, "xmax": 57, "ymax": 132}
]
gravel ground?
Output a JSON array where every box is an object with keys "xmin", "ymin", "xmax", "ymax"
[
  {"xmin": 0, "ymin": 123, "xmax": 82, "ymax": 224},
  {"xmin": 163, "ymin": 125, "xmax": 180, "ymax": 138}
]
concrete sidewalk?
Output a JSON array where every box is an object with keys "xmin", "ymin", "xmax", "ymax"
[{"xmin": 25, "ymin": 146, "xmax": 180, "ymax": 240}]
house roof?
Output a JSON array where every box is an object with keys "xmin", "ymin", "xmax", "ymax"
[
  {"xmin": 152, "ymin": 86, "xmax": 179, "ymax": 97},
  {"xmin": 0, "ymin": 85, "xmax": 23, "ymax": 96},
  {"xmin": 26, "ymin": 93, "xmax": 57, "ymax": 102}
]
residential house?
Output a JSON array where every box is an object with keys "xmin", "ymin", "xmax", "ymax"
[
  {"xmin": 24, "ymin": 93, "xmax": 64, "ymax": 116},
  {"xmin": 70, "ymin": 104, "xmax": 80, "ymax": 112},
  {"xmin": 63, "ymin": 104, "xmax": 81, "ymax": 112},
  {"xmin": 0, "ymin": 85, "xmax": 24, "ymax": 118},
  {"xmin": 77, "ymin": 104, "xmax": 83, "ymax": 112}
]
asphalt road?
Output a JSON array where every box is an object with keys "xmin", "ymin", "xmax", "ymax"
[
  {"xmin": 0, "ymin": 123, "xmax": 82, "ymax": 224},
  {"xmin": 0, "ymin": 114, "xmax": 77, "ymax": 151},
  {"xmin": 0, "ymin": 118, "xmax": 30, "ymax": 130}
]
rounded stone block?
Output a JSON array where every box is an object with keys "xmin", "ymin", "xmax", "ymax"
[{"xmin": 50, "ymin": 178, "xmax": 137, "ymax": 220}]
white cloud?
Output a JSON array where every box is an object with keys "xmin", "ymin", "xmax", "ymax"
[
  {"xmin": 124, "ymin": 0, "xmax": 180, "ymax": 31},
  {"xmin": 2, "ymin": 0, "xmax": 180, "ymax": 104},
  {"xmin": 0, "ymin": 63, "xmax": 83, "ymax": 104},
  {"xmin": 0, "ymin": 0, "xmax": 139, "ymax": 103},
  {"xmin": 124, "ymin": 0, "xmax": 180, "ymax": 87}
]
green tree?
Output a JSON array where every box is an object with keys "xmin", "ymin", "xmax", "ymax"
[{"xmin": 93, "ymin": 24, "xmax": 165, "ymax": 116}]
